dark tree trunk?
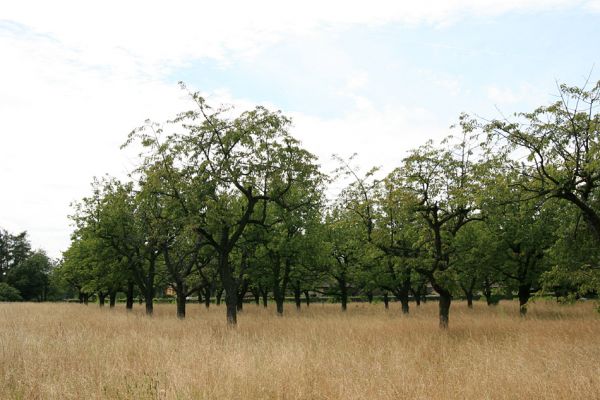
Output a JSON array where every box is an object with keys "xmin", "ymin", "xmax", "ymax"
[
  {"xmin": 176, "ymin": 286, "xmax": 186, "ymax": 319},
  {"xmin": 144, "ymin": 285, "xmax": 154, "ymax": 316},
  {"xmin": 518, "ymin": 283, "xmax": 531, "ymax": 317},
  {"xmin": 261, "ymin": 289, "xmax": 268, "ymax": 308},
  {"xmin": 237, "ymin": 279, "xmax": 249, "ymax": 312},
  {"xmin": 125, "ymin": 280, "xmax": 134, "ymax": 310},
  {"xmin": 197, "ymin": 291, "xmax": 202, "ymax": 305},
  {"xmin": 383, "ymin": 292, "xmax": 389, "ymax": 309},
  {"xmin": 98, "ymin": 292, "xmax": 106, "ymax": 307},
  {"xmin": 366, "ymin": 291, "xmax": 373, "ymax": 303},
  {"xmin": 216, "ymin": 288, "xmax": 223, "ymax": 305},
  {"xmin": 83, "ymin": 293, "xmax": 89, "ymax": 305},
  {"xmin": 293, "ymin": 284, "xmax": 301, "ymax": 311},
  {"xmin": 252, "ymin": 288, "xmax": 260, "ymax": 305},
  {"xmin": 464, "ymin": 288, "xmax": 474, "ymax": 309},
  {"xmin": 398, "ymin": 293, "xmax": 409, "ymax": 314},
  {"xmin": 303, "ymin": 290, "xmax": 310, "ymax": 307},
  {"xmin": 273, "ymin": 286, "xmax": 285, "ymax": 316},
  {"xmin": 204, "ymin": 286, "xmax": 211, "ymax": 308},
  {"xmin": 340, "ymin": 279, "xmax": 348, "ymax": 312},
  {"xmin": 438, "ymin": 290, "xmax": 452, "ymax": 329},
  {"xmin": 225, "ymin": 290, "xmax": 237, "ymax": 325},
  {"xmin": 109, "ymin": 290, "xmax": 117, "ymax": 308},
  {"xmin": 276, "ymin": 298, "xmax": 284, "ymax": 315}
]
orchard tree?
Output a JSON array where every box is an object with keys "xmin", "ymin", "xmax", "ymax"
[
  {"xmin": 486, "ymin": 81, "xmax": 600, "ymax": 240},
  {"xmin": 126, "ymin": 87, "xmax": 322, "ymax": 325},
  {"xmin": 397, "ymin": 134, "xmax": 484, "ymax": 328}
]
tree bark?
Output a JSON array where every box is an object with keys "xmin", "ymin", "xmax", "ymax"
[
  {"xmin": 383, "ymin": 292, "xmax": 389, "ymax": 309},
  {"xmin": 216, "ymin": 288, "xmax": 223, "ymax": 305},
  {"xmin": 303, "ymin": 290, "xmax": 310, "ymax": 307}
]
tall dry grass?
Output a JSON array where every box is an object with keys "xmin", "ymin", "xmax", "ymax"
[{"xmin": 0, "ymin": 300, "xmax": 599, "ymax": 399}]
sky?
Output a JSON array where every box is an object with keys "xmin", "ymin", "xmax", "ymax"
[{"xmin": 1, "ymin": 0, "xmax": 599, "ymax": 258}]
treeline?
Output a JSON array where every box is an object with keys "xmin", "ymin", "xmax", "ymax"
[{"xmin": 54, "ymin": 81, "xmax": 600, "ymax": 328}]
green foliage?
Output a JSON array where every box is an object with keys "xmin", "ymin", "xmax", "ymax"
[{"xmin": 0, "ymin": 282, "xmax": 22, "ymax": 301}]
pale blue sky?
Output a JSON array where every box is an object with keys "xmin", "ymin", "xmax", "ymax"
[{"xmin": 1, "ymin": 0, "xmax": 599, "ymax": 257}]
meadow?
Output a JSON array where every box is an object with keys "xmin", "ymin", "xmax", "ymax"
[{"xmin": 1, "ymin": 301, "xmax": 599, "ymax": 399}]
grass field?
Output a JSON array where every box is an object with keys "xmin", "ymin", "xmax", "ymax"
[{"xmin": 1, "ymin": 301, "xmax": 599, "ymax": 399}]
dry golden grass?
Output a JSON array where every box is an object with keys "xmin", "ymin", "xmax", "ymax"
[{"xmin": 1, "ymin": 300, "xmax": 599, "ymax": 400}]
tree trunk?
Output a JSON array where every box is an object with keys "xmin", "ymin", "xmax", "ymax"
[
  {"xmin": 144, "ymin": 285, "xmax": 154, "ymax": 316},
  {"xmin": 261, "ymin": 289, "xmax": 268, "ymax": 308},
  {"xmin": 252, "ymin": 289, "xmax": 260, "ymax": 305},
  {"xmin": 204, "ymin": 286, "xmax": 211, "ymax": 309},
  {"xmin": 83, "ymin": 293, "xmax": 89, "ymax": 305},
  {"xmin": 125, "ymin": 280, "xmax": 134, "ymax": 311},
  {"xmin": 467, "ymin": 293, "xmax": 473, "ymax": 308},
  {"xmin": 225, "ymin": 290, "xmax": 237, "ymax": 324},
  {"xmin": 293, "ymin": 284, "xmax": 301, "ymax": 311},
  {"xmin": 176, "ymin": 286, "xmax": 186, "ymax": 319},
  {"xmin": 216, "ymin": 288, "xmax": 223, "ymax": 305},
  {"xmin": 366, "ymin": 291, "xmax": 373, "ymax": 303},
  {"xmin": 237, "ymin": 279, "xmax": 249, "ymax": 312},
  {"xmin": 438, "ymin": 290, "xmax": 452, "ymax": 329},
  {"xmin": 109, "ymin": 290, "xmax": 117, "ymax": 308},
  {"xmin": 276, "ymin": 298, "xmax": 284, "ymax": 315},
  {"xmin": 303, "ymin": 290, "xmax": 310, "ymax": 307},
  {"xmin": 98, "ymin": 292, "xmax": 106, "ymax": 307},
  {"xmin": 398, "ymin": 293, "xmax": 409, "ymax": 314},
  {"xmin": 197, "ymin": 291, "xmax": 202, "ymax": 305},
  {"xmin": 340, "ymin": 279, "xmax": 348, "ymax": 312},
  {"xmin": 518, "ymin": 283, "xmax": 531, "ymax": 317},
  {"xmin": 383, "ymin": 292, "xmax": 389, "ymax": 309}
]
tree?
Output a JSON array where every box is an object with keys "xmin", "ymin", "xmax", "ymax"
[
  {"xmin": 396, "ymin": 134, "xmax": 484, "ymax": 328},
  {"xmin": 479, "ymin": 172, "xmax": 559, "ymax": 316},
  {"xmin": 7, "ymin": 251, "xmax": 52, "ymax": 301},
  {"xmin": 0, "ymin": 229, "xmax": 31, "ymax": 281},
  {"xmin": 486, "ymin": 81, "xmax": 600, "ymax": 240},
  {"xmin": 126, "ymin": 87, "xmax": 322, "ymax": 325}
]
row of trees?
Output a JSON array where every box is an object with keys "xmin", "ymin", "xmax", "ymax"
[{"xmin": 56, "ymin": 81, "xmax": 600, "ymax": 328}]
